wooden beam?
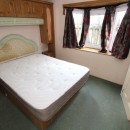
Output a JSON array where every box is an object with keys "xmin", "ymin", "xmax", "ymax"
[
  {"xmin": 63, "ymin": 0, "xmax": 128, "ymax": 8},
  {"xmin": 29, "ymin": 0, "xmax": 53, "ymax": 5}
]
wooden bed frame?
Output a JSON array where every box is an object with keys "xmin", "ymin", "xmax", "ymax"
[
  {"xmin": 0, "ymin": 31, "xmax": 88, "ymax": 130},
  {"xmin": 0, "ymin": 79, "xmax": 81, "ymax": 130}
]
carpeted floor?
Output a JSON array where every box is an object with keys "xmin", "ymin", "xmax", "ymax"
[{"xmin": 0, "ymin": 76, "xmax": 130, "ymax": 130}]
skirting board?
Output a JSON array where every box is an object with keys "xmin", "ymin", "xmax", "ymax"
[{"xmin": 121, "ymin": 91, "xmax": 130, "ymax": 120}]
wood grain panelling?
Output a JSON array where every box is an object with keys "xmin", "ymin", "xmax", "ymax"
[
  {"xmin": 32, "ymin": 2, "xmax": 44, "ymax": 18},
  {"xmin": 0, "ymin": 0, "xmax": 16, "ymax": 17},
  {"xmin": 20, "ymin": 0, "xmax": 33, "ymax": 17},
  {"xmin": 15, "ymin": 0, "xmax": 23, "ymax": 17}
]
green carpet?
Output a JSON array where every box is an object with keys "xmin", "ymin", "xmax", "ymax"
[{"xmin": 0, "ymin": 76, "xmax": 130, "ymax": 130}]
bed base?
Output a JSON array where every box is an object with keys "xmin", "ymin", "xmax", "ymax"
[{"xmin": 0, "ymin": 81, "xmax": 79, "ymax": 130}]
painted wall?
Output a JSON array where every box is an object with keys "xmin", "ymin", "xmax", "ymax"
[{"xmin": 53, "ymin": 0, "xmax": 130, "ymax": 85}]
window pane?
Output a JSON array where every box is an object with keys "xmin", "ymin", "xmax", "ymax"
[
  {"xmin": 85, "ymin": 15, "xmax": 104, "ymax": 49},
  {"xmin": 73, "ymin": 9, "xmax": 84, "ymax": 44}
]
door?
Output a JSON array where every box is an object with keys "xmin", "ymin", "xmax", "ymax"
[{"xmin": 121, "ymin": 65, "xmax": 130, "ymax": 120}]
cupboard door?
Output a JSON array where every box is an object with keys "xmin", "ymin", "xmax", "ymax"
[
  {"xmin": 21, "ymin": 0, "xmax": 33, "ymax": 17},
  {"xmin": 0, "ymin": 0, "xmax": 16, "ymax": 17},
  {"xmin": 40, "ymin": 4, "xmax": 55, "ymax": 56},
  {"xmin": 46, "ymin": 5, "xmax": 53, "ymax": 44},
  {"xmin": 40, "ymin": 4, "xmax": 54, "ymax": 44}
]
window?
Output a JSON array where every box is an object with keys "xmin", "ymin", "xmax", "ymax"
[
  {"xmin": 73, "ymin": 4, "xmax": 127, "ymax": 51},
  {"xmin": 73, "ymin": 9, "xmax": 84, "ymax": 43},
  {"xmin": 85, "ymin": 8, "xmax": 105, "ymax": 49}
]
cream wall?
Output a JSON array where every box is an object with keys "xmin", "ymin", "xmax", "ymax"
[{"xmin": 53, "ymin": 0, "xmax": 130, "ymax": 85}]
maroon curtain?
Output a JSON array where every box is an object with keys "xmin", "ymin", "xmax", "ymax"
[
  {"xmin": 100, "ymin": 6, "xmax": 116, "ymax": 53},
  {"xmin": 63, "ymin": 8, "xmax": 78, "ymax": 48},
  {"xmin": 79, "ymin": 9, "xmax": 90, "ymax": 47},
  {"xmin": 112, "ymin": 3, "xmax": 130, "ymax": 59}
]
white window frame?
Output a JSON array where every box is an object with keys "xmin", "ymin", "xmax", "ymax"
[
  {"xmin": 73, "ymin": 9, "xmax": 84, "ymax": 45},
  {"xmin": 84, "ymin": 7, "xmax": 105, "ymax": 49}
]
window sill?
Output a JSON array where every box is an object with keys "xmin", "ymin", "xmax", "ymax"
[{"xmin": 75, "ymin": 47, "xmax": 112, "ymax": 56}]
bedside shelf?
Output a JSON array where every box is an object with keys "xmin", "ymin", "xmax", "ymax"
[{"xmin": 42, "ymin": 51, "xmax": 55, "ymax": 57}]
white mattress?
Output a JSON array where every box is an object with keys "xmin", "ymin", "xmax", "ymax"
[{"xmin": 0, "ymin": 54, "xmax": 89, "ymax": 121}]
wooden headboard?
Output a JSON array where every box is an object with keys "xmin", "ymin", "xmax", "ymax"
[{"xmin": 0, "ymin": 34, "xmax": 38, "ymax": 62}]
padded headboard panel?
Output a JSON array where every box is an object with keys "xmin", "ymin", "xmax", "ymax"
[{"xmin": 0, "ymin": 34, "xmax": 38, "ymax": 62}]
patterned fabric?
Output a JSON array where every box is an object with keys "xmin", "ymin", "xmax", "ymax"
[
  {"xmin": 100, "ymin": 6, "xmax": 116, "ymax": 53},
  {"xmin": 63, "ymin": 8, "xmax": 78, "ymax": 48},
  {"xmin": 79, "ymin": 9, "xmax": 90, "ymax": 48},
  {"xmin": 112, "ymin": 3, "xmax": 130, "ymax": 59}
]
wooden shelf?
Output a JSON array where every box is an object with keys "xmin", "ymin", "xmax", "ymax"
[{"xmin": 42, "ymin": 51, "xmax": 55, "ymax": 57}]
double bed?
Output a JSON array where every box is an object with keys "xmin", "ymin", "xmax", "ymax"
[{"xmin": 0, "ymin": 34, "xmax": 90, "ymax": 130}]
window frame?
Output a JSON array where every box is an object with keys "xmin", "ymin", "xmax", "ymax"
[
  {"xmin": 73, "ymin": 9, "xmax": 84, "ymax": 45},
  {"xmin": 73, "ymin": 4, "xmax": 127, "ymax": 51},
  {"xmin": 84, "ymin": 7, "xmax": 105, "ymax": 49}
]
